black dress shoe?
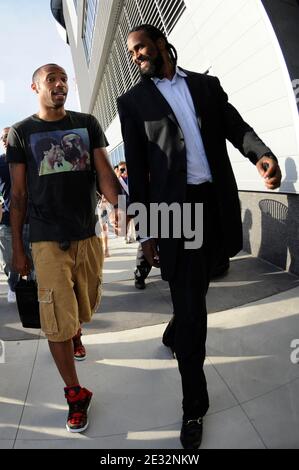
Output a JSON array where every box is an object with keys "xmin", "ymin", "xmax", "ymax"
[
  {"xmin": 180, "ymin": 417, "xmax": 203, "ymax": 449},
  {"xmin": 134, "ymin": 277, "xmax": 146, "ymax": 289},
  {"xmin": 162, "ymin": 317, "xmax": 175, "ymax": 357},
  {"xmin": 162, "ymin": 317, "xmax": 175, "ymax": 347},
  {"xmin": 211, "ymin": 258, "xmax": 230, "ymax": 278}
]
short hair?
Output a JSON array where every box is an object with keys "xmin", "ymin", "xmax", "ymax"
[
  {"xmin": 118, "ymin": 161, "xmax": 126, "ymax": 167},
  {"xmin": 34, "ymin": 137, "xmax": 58, "ymax": 159},
  {"xmin": 61, "ymin": 132, "xmax": 83, "ymax": 148},
  {"xmin": 32, "ymin": 63, "xmax": 65, "ymax": 84},
  {"xmin": 0, "ymin": 127, "xmax": 10, "ymax": 141},
  {"xmin": 128, "ymin": 24, "xmax": 178, "ymax": 65},
  {"xmin": 1, "ymin": 127, "xmax": 10, "ymax": 136}
]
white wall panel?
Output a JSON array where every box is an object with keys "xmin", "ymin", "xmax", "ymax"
[
  {"xmin": 230, "ymin": 70, "xmax": 287, "ymax": 112},
  {"xmin": 105, "ymin": 116, "xmax": 122, "ymax": 154},
  {"xmin": 229, "ymin": 126, "xmax": 298, "ymax": 162},
  {"xmin": 66, "ymin": 0, "xmax": 78, "ymax": 46},
  {"xmin": 228, "ymin": 124, "xmax": 298, "ymax": 191},
  {"xmin": 219, "ymin": 45, "xmax": 279, "ymax": 91},
  {"xmin": 212, "ymin": 21, "xmax": 270, "ymax": 77},
  {"xmin": 244, "ymin": 98, "xmax": 293, "ymax": 133},
  {"xmin": 259, "ymin": 127, "xmax": 298, "ymax": 158},
  {"xmin": 197, "ymin": 1, "xmax": 258, "ymax": 63}
]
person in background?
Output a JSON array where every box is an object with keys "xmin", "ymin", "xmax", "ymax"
[
  {"xmin": 0, "ymin": 127, "xmax": 33, "ymax": 303},
  {"xmin": 0, "ymin": 193, "xmax": 3, "ymax": 222},
  {"xmin": 118, "ymin": 161, "xmax": 136, "ymax": 244},
  {"xmin": 98, "ymin": 194, "xmax": 111, "ymax": 257},
  {"xmin": 116, "ymin": 161, "xmax": 151, "ymax": 288},
  {"xmin": 113, "ymin": 163, "xmax": 120, "ymax": 178}
]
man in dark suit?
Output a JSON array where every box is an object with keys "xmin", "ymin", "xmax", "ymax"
[{"xmin": 117, "ymin": 24, "xmax": 281, "ymax": 449}]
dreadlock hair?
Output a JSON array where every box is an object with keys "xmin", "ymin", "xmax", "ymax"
[{"xmin": 129, "ymin": 24, "xmax": 178, "ymax": 66}]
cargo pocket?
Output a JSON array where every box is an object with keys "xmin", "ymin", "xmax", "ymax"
[
  {"xmin": 92, "ymin": 278, "xmax": 103, "ymax": 313},
  {"xmin": 38, "ymin": 288, "xmax": 58, "ymax": 335}
]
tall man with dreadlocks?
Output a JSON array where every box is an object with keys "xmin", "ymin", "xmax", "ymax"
[{"xmin": 117, "ymin": 24, "xmax": 281, "ymax": 449}]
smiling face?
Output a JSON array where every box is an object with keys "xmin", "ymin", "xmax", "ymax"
[
  {"xmin": 127, "ymin": 30, "xmax": 164, "ymax": 78},
  {"xmin": 31, "ymin": 65, "xmax": 68, "ymax": 110}
]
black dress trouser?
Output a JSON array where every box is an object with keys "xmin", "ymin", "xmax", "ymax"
[
  {"xmin": 168, "ymin": 182, "xmax": 222, "ymax": 419},
  {"xmin": 135, "ymin": 243, "xmax": 152, "ymax": 280}
]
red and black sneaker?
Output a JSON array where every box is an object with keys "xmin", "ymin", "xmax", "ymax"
[
  {"xmin": 72, "ymin": 328, "xmax": 86, "ymax": 361},
  {"xmin": 64, "ymin": 385, "xmax": 93, "ymax": 433}
]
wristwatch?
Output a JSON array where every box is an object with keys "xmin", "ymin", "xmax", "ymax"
[{"xmin": 262, "ymin": 152, "xmax": 278, "ymax": 163}]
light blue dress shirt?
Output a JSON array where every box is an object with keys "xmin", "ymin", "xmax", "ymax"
[{"xmin": 153, "ymin": 68, "xmax": 212, "ymax": 185}]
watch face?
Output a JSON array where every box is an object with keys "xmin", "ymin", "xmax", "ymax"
[{"xmin": 262, "ymin": 152, "xmax": 277, "ymax": 162}]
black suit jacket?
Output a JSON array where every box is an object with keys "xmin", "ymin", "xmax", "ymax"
[{"xmin": 117, "ymin": 69, "xmax": 275, "ymax": 280}]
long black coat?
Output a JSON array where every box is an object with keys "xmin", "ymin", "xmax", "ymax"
[{"xmin": 117, "ymin": 69, "xmax": 274, "ymax": 280}]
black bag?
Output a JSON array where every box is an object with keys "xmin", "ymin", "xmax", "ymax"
[{"xmin": 15, "ymin": 278, "xmax": 41, "ymax": 329}]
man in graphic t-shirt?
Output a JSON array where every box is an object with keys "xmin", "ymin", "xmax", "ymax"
[{"xmin": 6, "ymin": 63, "xmax": 121, "ymax": 434}]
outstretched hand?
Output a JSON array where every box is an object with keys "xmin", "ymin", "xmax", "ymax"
[
  {"xmin": 111, "ymin": 207, "xmax": 126, "ymax": 237},
  {"xmin": 256, "ymin": 156, "xmax": 281, "ymax": 190},
  {"xmin": 141, "ymin": 238, "xmax": 160, "ymax": 268}
]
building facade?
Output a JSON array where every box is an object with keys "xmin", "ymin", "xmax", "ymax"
[{"xmin": 53, "ymin": 0, "xmax": 299, "ymax": 274}]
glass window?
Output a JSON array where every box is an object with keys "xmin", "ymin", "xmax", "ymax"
[
  {"xmin": 82, "ymin": 0, "xmax": 98, "ymax": 64},
  {"xmin": 109, "ymin": 142, "xmax": 125, "ymax": 167}
]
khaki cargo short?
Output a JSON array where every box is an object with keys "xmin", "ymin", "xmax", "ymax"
[{"xmin": 31, "ymin": 236, "xmax": 103, "ymax": 342}]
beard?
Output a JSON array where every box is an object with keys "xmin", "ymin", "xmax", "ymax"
[
  {"xmin": 64, "ymin": 145, "xmax": 81, "ymax": 163},
  {"xmin": 138, "ymin": 52, "xmax": 164, "ymax": 78}
]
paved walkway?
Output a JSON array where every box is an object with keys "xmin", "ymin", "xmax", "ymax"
[{"xmin": 1, "ymin": 237, "xmax": 299, "ymax": 449}]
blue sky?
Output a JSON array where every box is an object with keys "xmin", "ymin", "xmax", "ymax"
[{"xmin": 0, "ymin": 0, "xmax": 79, "ymax": 152}]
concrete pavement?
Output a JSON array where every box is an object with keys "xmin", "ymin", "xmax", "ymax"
[{"xmin": 1, "ymin": 236, "xmax": 299, "ymax": 449}]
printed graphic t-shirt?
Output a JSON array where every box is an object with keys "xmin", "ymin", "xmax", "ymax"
[{"xmin": 6, "ymin": 111, "xmax": 108, "ymax": 242}]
